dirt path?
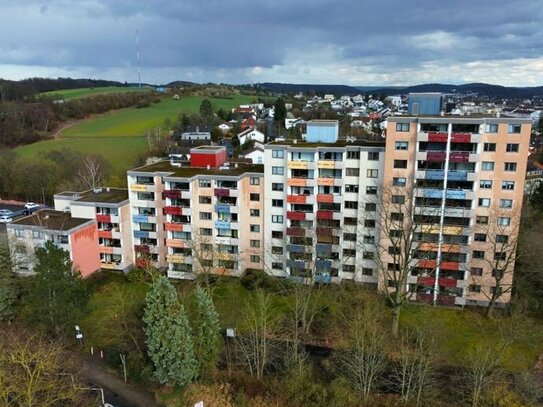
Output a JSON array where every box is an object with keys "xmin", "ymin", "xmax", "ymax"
[
  {"xmin": 51, "ymin": 119, "xmax": 88, "ymax": 139},
  {"xmin": 73, "ymin": 353, "xmax": 161, "ymax": 407}
]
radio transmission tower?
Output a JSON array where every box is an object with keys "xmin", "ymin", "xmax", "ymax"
[{"xmin": 136, "ymin": 30, "xmax": 142, "ymax": 88}]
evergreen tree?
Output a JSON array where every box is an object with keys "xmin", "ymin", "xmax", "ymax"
[
  {"xmin": 199, "ymin": 99, "xmax": 213, "ymax": 120},
  {"xmin": 193, "ymin": 285, "xmax": 221, "ymax": 369},
  {"xmin": 274, "ymin": 97, "xmax": 287, "ymax": 126},
  {"xmin": 26, "ymin": 241, "xmax": 88, "ymax": 335},
  {"xmin": 0, "ymin": 248, "xmax": 19, "ymax": 322},
  {"xmin": 143, "ymin": 276, "xmax": 198, "ymax": 386}
]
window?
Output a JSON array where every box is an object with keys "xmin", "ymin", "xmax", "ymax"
[
  {"xmin": 346, "ymin": 168, "xmax": 360, "ymax": 176},
  {"xmin": 199, "ymin": 195, "xmax": 212, "ymax": 204},
  {"xmin": 497, "ymin": 217, "xmax": 511, "ymax": 226},
  {"xmin": 199, "ymin": 179, "xmax": 211, "ymax": 188},
  {"xmin": 506, "ymin": 143, "xmax": 519, "ymax": 153},
  {"xmin": 250, "ymin": 255, "xmax": 261, "ymax": 263},
  {"xmin": 15, "ymin": 244, "xmax": 26, "ymax": 254},
  {"xmin": 250, "ymin": 224, "xmax": 260, "ymax": 232},
  {"xmin": 250, "ymin": 177, "xmax": 260, "ymax": 185},
  {"xmin": 367, "ymin": 169, "xmax": 378, "ymax": 178},
  {"xmin": 482, "ymin": 161, "xmax": 494, "ymax": 171},
  {"xmin": 502, "ymin": 181, "xmax": 515, "ymax": 190},
  {"xmin": 363, "ymin": 251, "xmax": 374, "ymax": 259},
  {"xmin": 469, "ymin": 285, "xmax": 481, "ymax": 293},
  {"xmin": 496, "ymin": 235, "xmax": 509, "ymax": 244},
  {"xmin": 396, "ymin": 123, "xmax": 410, "ymax": 132},
  {"xmin": 391, "ymin": 212, "xmax": 404, "ymax": 221},
  {"xmin": 486, "ymin": 123, "xmax": 498, "ymax": 133},
  {"xmin": 394, "ymin": 159, "xmax": 408, "ymax": 169},
  {"xmin": 365, "ymin": 219, "xmax": 376, "ymax": 228},
  {"xmin": 476, "ymin": 216, "xmax": 489, "ymax": 225},
  {"xmin": 368, "ymin": 152, "xmax": 380, "ymax": 161},
  {"xmin": 200, "ymin": 228, "xmax": 212, "ymax": 236},
  {"xmin": 347, "ymin": 151, "xmax": 360, "ymax": 159},
  {"xmin": 478, "ymin": 198, "xmax": 491, "ymax": 207},
  {"xmin": 484, "ymin": 143, "xmax": 496, "ymax": 152},
  {"xmin": 471, "ymin": 267, "xmax": 483, "ymax": 276},
  {"xmin": 508, "ymin": 124, "xmax": 521, "ymax": 134},
  {"xmin": 343, "ymin": 264, "xmax": 355, "ymax": 273},
  {"xmin": 474, "ymin": 233, "xmax": 487, "ymax": 242},
  {"xmin": 473, "ymin": 250, "xmax": 485, "ymax": 259},
  {"xmin": 391, "ymin": 195, "xmax": 405, "ymax": 204},
  {"xmin": 494, "ymin": 252, "xmax": 506, "ymax": 261},
  {"xmin": 490, "ymin": 286, "xmax": 503, "ymax": 295},
  {"xmin": 272, "ymin": 150, "xmax": 284, "ymax": 158},
  {"xmin": 504, "ymin": 162, "xmax": 517, "ymax": 172},
  {"xmin": 272, "ymin": 199, "xmax": 284, "ymax": 207},
  {"xmin": 199, "ymin": 212, "xmax": 212, "ymax": 220},
  {"xmin": 250, "ymin": 209, "xmax": 260, "ymax": 217},
  {"xmin": 363, "ymin": 235, "xmax": 375, "ymax": 244},
  {"xmin": 393, "ymin": 177, "xmax": 407, "ymax": 186},
  {"xmin": 250, "ymin": 193, "xmax": 260, "ymax": 201},
  {"xmin": 395, "ymin": 141, "xmax": 409, "ymax": 150},
  {"xmin": 500, "ymin": 199, "xmax": 513, "ymax": 208},
  {"xmin": 345, "ymin": 184, "xmax": 359, "ymax": 193},
  {"xmin": 366, "ymin": 186, "xmax": 378, "ymax": 195},
  {"xmin": 388, "ymin": 246, "xmax": 400, "ymax": 255},
  {"xmin": 479, "ymin": 180, "xmax": 492, "ymax": 189},
  {"xmin": 365, "ymin": 203, "xmax": 377, "ymax": 211},
  {"xmin": 15, "ymin": 229, "xmax": 23, "ymax": 237},
  {"xmin": 343, "ymin": 248, "xmax": 356, "ymax": 256},
  {"xmin": 272, "ymin": 215, "xmax": 284, "ymax": 224},
  {"xmin": 250, "ymin": 240, "xmax": 261, "ymax": 248},
  {"xmin": 272, "ymin": 246, "xmax": 284, "ymax": 254},
  {"xmin": 272, "ymin": 166, "xmax": 284, "ymax": 175},
  {"xmin": 343, "ymin": 233, "xmax": 357, "ymax": 241},
  {"xmin": 272, "ymin": 262, "xmax": 283, "ymax": 270},
  {"xmin": 345, "ymin": 201, "xmax": 358, "ymax": 209},
  {"xmin": 271, "ymin": 231, "xmax": 284, "ymax": 239},
  {"xmin": 272, "ymin": 183, "xmax": 284, "ymax": 191},
  {"xmin": 362, "ymin": 268, "xmax": 374, "ymax": 276},
  {"xmin": 390, "ymin": 229, "xmax": 402, "ymax": 238},
  {"xmin": 201, "ymin": 243, "xmax": 213, "ymax": 251}
]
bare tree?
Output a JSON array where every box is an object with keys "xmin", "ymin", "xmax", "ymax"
[
  {"xmin": 77, "ymin": 155, "xmax": 108, "ymax": 190},
  {"xmin": 145, "ymin": 126, "xmax": 172, "ymax": 156}
]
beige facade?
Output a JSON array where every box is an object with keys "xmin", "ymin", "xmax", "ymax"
[{"xmin": 384, "ymin": 116, "xmax": 531, "ymax": 307}]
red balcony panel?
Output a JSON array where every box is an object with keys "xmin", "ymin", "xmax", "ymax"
[
  {"xmin": 416, "ymin": 293, "xmax": 456, "ymax": 306},
  {"xmin": 418, "ymin": 276, "xmax": 457, "ymax": 288},
  {"xmin": 449, "ymin": 152, "xmax": 469, "ymax": 163},
  {"xmin": 134, "ymin": 244, "xmax": 150, "ymax": 253},
  {"xmin": 165, "ymin": 222, "xmax": 183, "ymax": 232},
  {"xmin": 214, "ymin": 188, "xmax": 230, "ymax": 197},
  {"xmin": 418, "ymin": 259, "xmax": 436, "ymax": 269},
  {"xmin": 136, "ymin": 258, "xmax": 150, "ymax": 268},
  {"xmin": 316, "ymin": 210, "xmax": 334, "ymax": 220},
  {"xmin": 96, "ymin": 214, "xmax": 111, "ymax": 223},
  {"xmin": 428, "ymin": 132, "xmax": 448, "ymax": 142},
  {"xmin": 439, "ymin": 277, "xmax": 458, "ymax": 288},
  {"xmin": 286, "ymin": 227, "xmax": 305, "ymax": 236},
  {"xmin": 97, "ymin": 230, "xmax": 113, "ymax": 239},
  {"xmin": 441, "ymin": 261, "xmax": 459, "ymax": 271},
  {"xmin": 287, "ymin": 195, "xmax": 307, "ymax": 204},
  {"xmin": 426, "ymin": 152, "xmax": 447, "ymax": 162},
  {"xmin": 418, "ymin": 276, "xmax": 435, "ymax": 286},
  {"xmin": 287, "ymin": 211, "xmax": 306, "ymax": 221},
  {"xmin": 163, "ymin": 190, "xmax": 182, "ymax": 199},
  {"xmin": 451, "ymin": 133, "xmax": 471, "ymax": 143},
  {"xmin": 416, "ymin": 293, "xmax": 433, "ymax": 304},
  {"xmin": 316, "ymin": 194, "xmax": 334, "ymax": 203},
  {"xmin": 164, "ymin": 206, "xmax": 183, "ymax": 216}
]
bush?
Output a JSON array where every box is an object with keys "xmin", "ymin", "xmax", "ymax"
[{"xmin": 240, "ymin": 269, "xmax": 269, "ymax": 290}]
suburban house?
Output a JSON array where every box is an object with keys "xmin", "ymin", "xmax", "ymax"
[{"xmin": 238, "ymin": 128, "xmax": 265, "ymax": 146}]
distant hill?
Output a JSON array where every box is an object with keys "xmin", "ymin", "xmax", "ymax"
[
  {"xmin": 257, "ymin": 82, "xmax": 362, "ymax": 96},
  {"xmin": 166, "ymin": 80, "xmax": 198, "ymax": 88}
]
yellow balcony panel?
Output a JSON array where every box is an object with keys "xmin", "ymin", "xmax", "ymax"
[
  {"xmin": 130, "ymin": 184, "xmax": 148, "ymax": 192},
  {"xmin": 166, "ymin": 254, "xmax": 185, "ymax": 263},
  {"xmin": 318, "ymin": 160, "xmax": 335, "ymax": 169},
  {"xmin": 287, "ymin": 161, "xmax": 308, "ymax": 169}
]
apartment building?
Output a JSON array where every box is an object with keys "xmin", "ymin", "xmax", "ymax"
[
  {"xmin": 7, "ymin": 210, "xmax": 100, "ymax": 277},
  {"xmin": 127, "ymin": 146, "xmax": 264, "ymax": 279},
  {"xmin": 53, "ymin": 188, "xmax": 133, "ymax": 271},
  {"xmin": 385, "ymin": 115, "xmax": 531, "ymax": 307},
  {"xmin": 264, "ymin": 130, "xmax": 386, "ymax": 285}
]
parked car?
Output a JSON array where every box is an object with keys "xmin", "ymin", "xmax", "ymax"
[
  {"xmin": 0, "ymin": 214, "xmax": 13, "ymax": 223},
  {"xmin": 24, "ymin": 202, "xmax": 40, "ymax": 211},
  {"xmin": 0, "ymin": 209, "xmax": 13, "ymax": 216}
]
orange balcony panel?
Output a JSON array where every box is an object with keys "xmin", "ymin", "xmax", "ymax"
[
  {"xmin": 287, "ymin": 195, "xmax": 307, "ymax": 204},
  {"xmin": 418, "ymin": 259, "xmax": 436, "ymax": 269},
  {"xmin": 441, "ymin": 261, "xmax": 459, "ymax": 271},
  {"xmin": 419, "ymin": 242, "xmax": 438, "ymax": 252},
  {"xmin": 99, "ymin": 246, "xmax": 114, "ymax": 254},
  {"xmin": 317, "ymin": 177, "xmax": 334, "ymax": 186},
  {"xmin": 166, "ymin": 239, "xmax": 187, "ymax": 248},
  {"xmin": 96, "ymin": 214, "xmax": 111, "ymax": 223},
  {"xmin": 287, "ymin": 211, "xmax": 306, "ymax": 221},
  {"xmin": 165, "ymin": 222, "xmax": 184, "ymax": 232},
  {"xmin": 317, "ymin": 194, "xmax": 334, "ymax": 203},
  {"xmin": 288, "ymin": 178, "xmax": 307, "ymax": 187},
  {"xmin": 316, "ymin": 210, "xmax": 334, "ymax": 220},
  {"xmin": 442, "ymin": 243, "xmax": 460, "ymax": 253},
  {"xmin": 97, "ymin": 230, "xmax": 113, "ymax": 239}
]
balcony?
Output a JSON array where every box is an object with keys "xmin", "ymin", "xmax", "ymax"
[
  {"xmin": 165, "ymin": 222, "xmax": 184, "ymax": 232},
  {"xmin": 215, "ymin": 220, "xmax": 231, "ymax": 229},
  {"xmin": 286, "ymin": 259, "xmax": 306, "ymax": 269},
  {"xmin": 132, "ymin": 214, "xmax": 149, "ymax": 223},
  {"xmin": 134, "ymin": 230, "xmax": 151, "ymax": 239},
  {"xmin": 166, "ymin": 254, "xmax": 185, "ymax": 263},
  {"xmin": 317, "ymin": 177, "xmax": 342, "ymax": 186},
  {"xmin": 287, "ymin": 178, "xmax": 308, "ymax": 187},
  {"xmin": 99, "ymin": 246, "xmax": 114, "ymax": 254},
  {"xmin": 286, "ymin": 227, "xmax": 305, "ymax": 237},
  {"xmin": 96, "ymin": 214, "xmax": 111, "ymax": 223},
  {"xmin": 164, "ymin": 206, "xmax": 183, "ymax": 216},
  {"xmin": 441, "ymin": 261, "xmax": 460, "ymax": 271},
  {"xmin": 163, "ymin": 190, "xmax": 182, "ymax": 199},
  {"xmin": 314, "ymin": 273, "xmax": 332, "ymax": 284},
  {"xmin": 316, "ymin": 243, "xmax": 332, "ymax": 257},
  {"xmin": 451, "ymin": 133, "xmax": 471, "ymax": 143},
  {"xmin": 288, "ymin": 161, "xmax": 309, "ymax": 169},
  {"xmin": 286, "ymin": 244, "xmax": 306, "ymax": 254},
  {"xmin": 214, "ymin": 188, "xmax": 230, "ymax": 197},
  {"xmin": 287, "ymin": 195, "xmax": 307, "ymax": 204},
  {"xmin": 215, "ymin": 203, "xmax": 232, "ymax": 213},
  {"xmin": 317, "ymin": 194, "xmax": 334, "ymax": 203},
  {"xmin": 287, "ymin": 211, "xmax": 306, "ymax": 221},
  {"xmin": 166, "ymin": 239, "xmax": 188, "ymax": 248},
  {"xmin": 428, "ymin": 132, "xmax": 448, "ymax": 142},
  {"xmin": 449, "ymin": 152, "xmax": 469, "ymax": 163},
  {"xmin": 317, "ymin": 160, "xmax": 336, "ymax": 169},
  {"xmin": 316, "ymin": 210, "xmax": 334, "ymax": 220},
  {"xmin": 418, "ymin": 276, "xmax": 458, "ymax": 288},
  {"xmin": 134, "ymin": 244, "xmax": 150, "ymax": 253},
  {"xmin": 130, "ymin": 183, "xmax": 155, "ymax": 192},
  {"xmin": 315, "ymin": 259, "xmax": 332, "ymax": 271},
  {"xmin": 426, "ymin": 152, "xmax": 447, "ymax": 162}
]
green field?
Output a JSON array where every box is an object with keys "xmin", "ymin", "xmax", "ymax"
[
  {"xmin": 41, "ymin": 86, "xmax": 152, "ymax": 100},
  {"xmin": 15, "ymin": 94, "xmax": 263, "ymax": 174}
]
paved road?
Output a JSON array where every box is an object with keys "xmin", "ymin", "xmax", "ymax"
[{"xmin": 74, "ymin": 354, "xmax": 160, "ymax": 407}]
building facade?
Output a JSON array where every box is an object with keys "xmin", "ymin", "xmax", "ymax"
[{"xmin": 384, "ymin": 116, "xmax": 530, "ymax": 307}]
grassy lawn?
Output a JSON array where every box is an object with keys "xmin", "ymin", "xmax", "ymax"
[{"xmin": 41, "ymin": 86, "xmax": 151, "ymax": 100}]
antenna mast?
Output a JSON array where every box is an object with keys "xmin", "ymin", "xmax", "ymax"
[{"xmin": 136, "ymin": 30, "xmax": 141, "ymax": 88}]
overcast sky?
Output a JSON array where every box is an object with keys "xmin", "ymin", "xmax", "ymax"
[{"xmin": 2, "ymin": 0, "xmax": 543, "ymax": 86}]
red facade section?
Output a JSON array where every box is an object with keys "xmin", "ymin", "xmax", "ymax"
[
  {"xmin": 287, "ymin": 211, "xmax": 306, "ymax": 221},
  {"xmin": 451, "ymin": 133, "xmax": 471, "ymax": 143},
  {"xmin": 428, "ymin": 132, "xmax": 448, "ymax": 142},
  {"xmin": 190, "ymin": 147, "xmax": 227, "ymax": 168},
  {"xmin": 164, "ymin": 206, "xmax": 183, "ymax": 216},
  {"xmin": 96, "ymin": 214, "xmax": 111, "ymax": 223}
]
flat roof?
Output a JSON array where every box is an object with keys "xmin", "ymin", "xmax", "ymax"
[
  {"xmin": 55, "ymin": 188, "xmax": 128, "ymax": 204},
  {"xmin": 10, "ymin": 209, "xmax": 92, "ymax": 232},
  {"xmin": 129, "ymin": 160, "xmax": 264, "ymax": 178},
  {"xmin": 388, "ymin": 115, "xmax": 532, "ymax": 123},
  {"xmin": 267, "ymin": 138, "xmax": 385, "ymax": 148}
]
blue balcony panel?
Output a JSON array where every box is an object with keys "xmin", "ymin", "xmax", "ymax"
[{"xmin": 134, "ymin": 230, "xmax": 150, "ymax": 239}]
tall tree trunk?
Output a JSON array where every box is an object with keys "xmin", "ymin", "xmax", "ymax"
[
  {"xmin": 392, "ymin": 305, "xmax": 401, "ymax": 338},
  {"xmin": 486, "ymin": 296, "xmax": 496, "ymax": 318}
]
